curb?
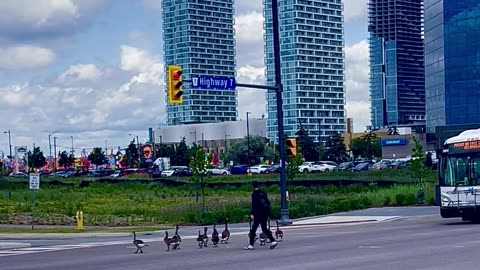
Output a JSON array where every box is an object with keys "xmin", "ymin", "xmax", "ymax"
[
  {"xmin": 286, "ymin": 219, "xmax": 378, "ymax": 227},
  {"xmin": 0, "ymin": 242, "xmax": 32, "ymax": 250}
]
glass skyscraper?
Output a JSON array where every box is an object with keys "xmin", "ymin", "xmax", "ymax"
[
  {"xmin": 425, "ymin": 0, "xmax": 480, "ymax": 133},
  {"xmin": 368, "ymin": 0, "xmax": 425, "ymax": 129},
  {"xmin": 162, "ymin": 0, "xmax": 237, "ymax": 125},
  {"xmin": 264, "ymin": 0, "xmax": 346, "ymax": 143}
]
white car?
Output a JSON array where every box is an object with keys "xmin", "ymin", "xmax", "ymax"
[
  {"xmin": 207, "ymin": 166, "xmax": 230, "ymax": 175},
  {"xmin": 298, "ymin": 162, "xmax": 322, "ymax": 173},
  {"xmin": 317, "ymin": 163, "xmax": 337, "ymax": 172},
  {"xmin": 249, "ymin": 165, "xmax": 271, "ymax": 174},
  {"xmin": 161, "ymin": 169, "xmax": 176, "ymax": 177}
]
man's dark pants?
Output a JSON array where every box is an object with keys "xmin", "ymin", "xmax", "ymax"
[{"xmin": 249, "ymin": 218, "xmax": 276, "ymax": 245}]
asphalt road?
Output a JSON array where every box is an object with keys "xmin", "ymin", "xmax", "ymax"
[{"xmin": 2, "ymin": 214, "xmax": 480, "ymax": 270}]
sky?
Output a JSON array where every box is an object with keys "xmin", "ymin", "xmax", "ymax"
[{"xmin": 0, "ymin": 0, "xmax": 370, "ymax": 158}]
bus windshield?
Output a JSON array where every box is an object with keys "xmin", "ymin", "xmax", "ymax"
[{"xmin": 440, "ymin": 153, "xmax": 480, "ymax": 186}]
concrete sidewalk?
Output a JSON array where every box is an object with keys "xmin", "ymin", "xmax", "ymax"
[
  {"xmin": 0, "ymin": 242, "xmax": 31, "ymax": 250},
  {"xmin": 0, "ymin": 214, "xmax": 387, "ymax": 240}
]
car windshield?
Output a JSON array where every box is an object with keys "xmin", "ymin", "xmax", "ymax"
[
  {"xmin": 441, "ymin": 153, "xmax": 480, "ymax": 186},
  {"xmin": 338, "ymin": 162, "xmax": 351, "ymax": 168}
]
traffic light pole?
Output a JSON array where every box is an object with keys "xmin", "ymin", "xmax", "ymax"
[{"xmin": 177, "ymin": 0, "xmax": 291, "ymax": 226}]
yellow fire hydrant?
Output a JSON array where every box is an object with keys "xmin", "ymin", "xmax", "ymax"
[{"xmin": 76, "ymin": 211, "xmax": 84, "ymax": 231}]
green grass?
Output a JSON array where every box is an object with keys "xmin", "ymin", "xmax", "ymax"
[{"xmin": 0, "ymin": 175, "xmax": 436, "ymax": 226}]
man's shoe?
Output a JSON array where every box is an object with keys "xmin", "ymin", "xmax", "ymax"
[
  {"xmin": 244, "ymin": 245, "xmax": 254, "ymax": 250},
  {"xmin": 270, "ymin": 241, "xmax": 278, "ymax": 249}
]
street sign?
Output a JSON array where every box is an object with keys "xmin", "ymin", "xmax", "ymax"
[
  {"xmin": 29, "ymin": 173, "xmax": 40, "ymax": 190},
  {"xmin": 17, "ymin": 146, "xmax": 27, "ymax": 153},
  {"xmin": 191, "ymin": 75, "xmax": 236, "ymax": 90}
]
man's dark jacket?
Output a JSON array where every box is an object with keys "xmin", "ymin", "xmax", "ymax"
[{"xmin": 250, "ymin": 189, "xmax": 269, "ymax": 220}]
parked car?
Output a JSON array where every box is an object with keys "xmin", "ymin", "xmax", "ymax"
[
  {"xmin": 207, "ymin": 166, "xmax": 230, "ymax": 175},
  {"xmin": 335, "ymin": 162, "xmax": 355, "ymax": 171},
  {"xmin": 172, "ymin": 167, "xmax": 193, "ymax": 177},
  {"xmin": 352, "ymin": 162, "xmax": 371, "ymax": 172},
  {"xmin": 298, "ymin": 162, "xmax": 322, "ymax": 173},
  {"xmin": 317, "ymin": 161, "xmax": 337, "ymax": 172},
  {"xmin": 249, "ymin": 165, "xmax": 271, "ymax": 174},
  {"xmin": 267, "ymin": 164, "xmax": 281, "ymax": 173},
  {"xmin": 8, "ymin": 172, "xmax": 28, "ymax": 178},
  {"xmin": 230, "ymin": 164, "xmax": 249, "ymax": 175}
]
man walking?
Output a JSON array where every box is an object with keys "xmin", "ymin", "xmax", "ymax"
[{"xmin": 244, "ymin": 181, "xmax": 278, "ymax": 250}]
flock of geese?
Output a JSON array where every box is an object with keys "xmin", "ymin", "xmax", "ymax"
[{"xmin": 132, "ymin": 218, "xmax": 284, "ymax": 253}]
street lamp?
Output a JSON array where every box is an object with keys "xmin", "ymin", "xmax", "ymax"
[
  {"xmin": 3, "ymin": 130, "xmax": 12, "ymax": 162},
  {"xmin": 53, "ymin": 137, "xmax": 58, "ymax": 173},
  {"xmin": 224, "ymin": 134, "xmax": 230, "ymax": 167},
  {"xmin": 246, "ymin": 112, "xmax": 251, "ymax": 174},
  {"xmin": 190, "ymin": 131, "xmax": 197, "ymax": 146},
  {"xmin": 48, "ymin": 131, "xmax": 59, "ymax": 166}
]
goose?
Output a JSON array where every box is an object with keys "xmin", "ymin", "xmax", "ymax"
[
  {"xmin": 220, "ymin": 218, "xmax": 230, "ymax": 244},
  {"xmin": 211, "ymin": 224, "xmax": 220, "ymax": 247},
  {"xmin": 172, "ymin": 225, "xmax": 181, "ymax": 250},
  {"xmin": 259, "ymin": 230, "xmax": 267, "ymax": 246},
  {"xmin": 248, "ymin": 220, "xmax": 258, "ymax": 244},
  {"xmin": 197, "ymin": 230, "xmax": 204, "ymax": 248},
  {"xmin": 202, "ymin": 226, "xmax": 209, "ymax": 247},
  {"xmin": 132, "ymin": 231, "xmax": 147, "ymax": 253},
  {"xmin": 275, "ymin": 220, "xmax": 283, "ymax": 241},
  {"xmin": 164, "ymin": 231, "xmax": 177, "ymax": 251}
]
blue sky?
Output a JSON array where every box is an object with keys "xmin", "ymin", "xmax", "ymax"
[{"xmin": 0, "ymin": 0, "xmax": 370, "ymax": 157}]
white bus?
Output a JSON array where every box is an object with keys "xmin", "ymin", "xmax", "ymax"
[{"xmin": 437, "ymin": 128, "xmax": 480, "ymax": 222}]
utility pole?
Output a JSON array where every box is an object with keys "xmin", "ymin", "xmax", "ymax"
[
  {"xmin": 246, "ymin": 112, "xmax": 251, "ymax": 174},
  {"xmin": 70, "ymin": 136, "xmax": 74, "ymax": 155},
  {"xmin": 202, "ymin": 133, "xmax": 205, "ymax": 149},
  {"xmin": 3, "ymin": 130, "xmax": 12, "ymax": 164},
  {"xmin": 53, "ymin": 137, "xmax": 58, "ymax": 174},
  {"xmin": 272, "ymin": 0, "xmax": 291, "ymax": 225},
  {"xmin": 190, "ymin": 131, "xmax": 197, "ymax": 146}
]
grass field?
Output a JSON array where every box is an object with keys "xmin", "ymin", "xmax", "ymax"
[{"xmin": 0, "ymin": 170, "xmax": 436, "ymax": 226}]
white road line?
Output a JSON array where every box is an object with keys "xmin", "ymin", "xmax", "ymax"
[{"xmin": 0, "ymin": 219, "xmax": 398, "ymax": 257}]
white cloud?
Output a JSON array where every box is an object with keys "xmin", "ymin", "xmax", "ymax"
[
  {"xmin": 57, "ymin": 64, "xmax": 103, "ymax": 83},
  {"xmin": 234, "ymin": 12, "xmax": 264, "ymax": 44},
  {"xmin": 237, "ymin": 65, "xmax": 267, "ymax": 120},
  {"xmin": 344, "ymin": 0, "xmax": 368, "ymax": 23},
  {"xmin": 0, "ymin": 45, "xmax": 56, "ymax": 70},
  {"xmin": 141, "ymin": 0, "xmax": 162, "ymax": 12},
  {"xmin": 345, "ymin": 40, "xmax": 370, "ymax": 131},
  {"xmin": 120, "ymin": 45, "xmax": 162, "ymax": 74},
  {"xmin": 0, "ymin": 0, "xmax": 107, "ymax": 44},
  {"xmin": 234, "ymin": 11, "xmax": 265, "ymax": 67}
]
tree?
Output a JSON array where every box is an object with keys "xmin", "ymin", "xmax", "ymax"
[
  {"xmin": 189, "ymin": 148, "xmax": 213, "ymax": 222},
  {"xmin": 286, "ymin": 149, "xmax": 304, "ymax": 182},
  {"xmin": 88, "ymin": 147, "xmax": 106, "ymax": 166},
  {"xmin": 295, "ymin": 124, "xmax": 319, "ymax": 161},
  {"xmin": 323, "ymin": 132, "xmax": 348, "ymax": 163},
  {"xmin": 24, "ymin": 147, "xmax": 46, "ymax": 172},
  {"xmin": 224, "ymin": 136, "xmax": 274, "ymax": 165},
  {"xmin": 410, "ymin": 136, "xmax": 428, "ymax": 182},
  {"xmin": 58, "ymin": 151, "xmax": 74, "ymax": 168},
  {"xmin": 349, "ymin": 132, "xmax": 382, "ymax": 160},
  {"xmin": 171, "ymin": 137, "xmax": 189, "ymax": 166},
  {"xmin": 124, "ymin": 141, "xmax": 139, "ymax": 168}
]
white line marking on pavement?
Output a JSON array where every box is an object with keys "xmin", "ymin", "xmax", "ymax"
[{"xmin": 0, "ymin": 219, "xmax": 399, "ymax": 257}]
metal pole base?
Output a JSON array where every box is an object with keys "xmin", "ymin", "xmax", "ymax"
[{"xmin": 278, "ymin": 208, "xmax": 292, "ymax": 225}]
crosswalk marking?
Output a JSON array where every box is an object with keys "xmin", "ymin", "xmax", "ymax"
[{"xmin": 0, "ymin": 218, "xmax": 394, "ymax": 257}]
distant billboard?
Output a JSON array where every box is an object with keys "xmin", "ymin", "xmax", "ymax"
[{"xmin": 381, "ymin": 139, "xmax": 407, "ymax": 146}]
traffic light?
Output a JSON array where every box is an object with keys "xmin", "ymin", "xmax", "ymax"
[
  {"xmin": 285, "ymin": 138, "xmax": 297, "ymax": 158},
  {"xmin": 168, "ymin": 65, "xmax": 183, "ymax": 104}
]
